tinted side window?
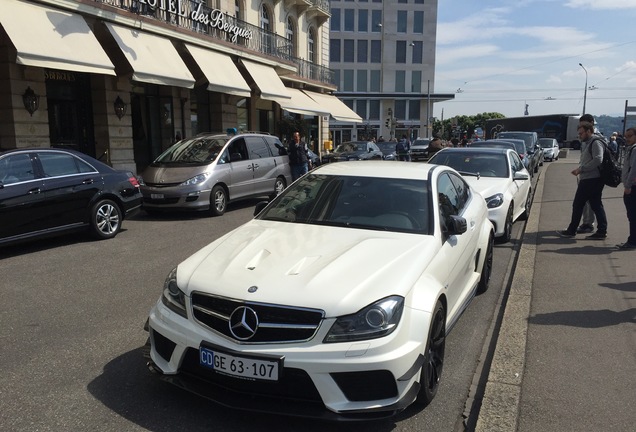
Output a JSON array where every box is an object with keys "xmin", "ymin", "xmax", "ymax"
[
  {"xmin": 0, "ymin": 153, "xmax": 35, "ymax": 184},
  {"xmin": 246, "ymin": 137, "xmax": 272, "ymax": 159},
  {"xmin": 227, "ymin": 138, "xmax": 249, "ymax": 161},
  {"xmin": 509, "ymin": 152, "xmax": 524, "ymax": 172},
  {"xmin": 264, "ymin": 136, "xmax": 287, "ymax": 156},
  {"xmin": 437, "ymin": 173, "xmax": 461, "ymax": 231},
  {"xmin": 39, "ymin": 152, "xmax": 94, "ymax": 177},
  {"xmin": 448, "ymin": 172, "xmax": 469, "ymax": 211}
]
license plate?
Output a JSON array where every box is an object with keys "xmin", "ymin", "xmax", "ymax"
[
  {"xmin": 150, "ymin": 193, "xmax": 164, "ymax": 199},
  {"xmin": 199, "ymin": 345, "xmax": 281, "ymax": 381}
]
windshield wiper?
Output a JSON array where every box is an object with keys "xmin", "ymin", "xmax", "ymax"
[{"xmin": 457, "ymin": 170, "xmax": 481, "ymax": 178}]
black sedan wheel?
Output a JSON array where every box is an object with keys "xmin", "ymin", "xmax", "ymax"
[
  {"xmin": 498, "ymin": 204, "xmax": 514, "ymax": 243},
  {"xmin": 90, "ymin": 199, "xmax": 122, "ymax": 240},
  {"xmin": 520, "ymin": 188, "xmax": 532, "ymax": 221},
  {"xmin": 416, "ymin": 300, "xmax": 446, "ymax": 406}
]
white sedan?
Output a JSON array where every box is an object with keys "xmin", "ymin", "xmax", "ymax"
[
  {"xmin": 145, "ymin": 161, "xmax": 494, "ymax": 420},
  {"xmin": 428, "ymin": 147, "xmax": 532, "ymax": 242}
]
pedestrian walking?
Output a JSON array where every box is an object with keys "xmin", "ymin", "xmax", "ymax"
[
  {"xmin": 617, "ymin": 127, "xmax": 636, "ymax": 249},
  {"xmin": 288, "ymin": 131, "xmax": 311, "ymax": 181},
  {"xmin": 396, "ymin": 135, "xmax": 410, "ymax": 161},
  {"xmin": 557, "ymin": 121, "xmax": 608, "ymax": 239},
  {"xmin": 577, "ymin": 114, "xmax": 600, "ymax": 234}
]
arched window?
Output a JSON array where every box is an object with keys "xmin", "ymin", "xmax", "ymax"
[
  {"xmin": 260, "ymin": 5, "xmax": 272, "ymax": 54},
  {"xmin": 260, "ymin": 5, "xmax": 270, "ymax": 32},
  {"xmin": 286, "ymin": 17, "xmax": 296, "ymax": 58},
  {"xmin": 308, "ymin": 27, "xmax": 316, "ymax": 63},
  {"xmin": 234, "ymin": 0, "xmax": 243, "ymax": 20}
]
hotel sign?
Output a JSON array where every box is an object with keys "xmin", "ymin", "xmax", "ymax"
[{"xmin": 135, "ymin": 0, "xmax": 253, "ymax": 43}]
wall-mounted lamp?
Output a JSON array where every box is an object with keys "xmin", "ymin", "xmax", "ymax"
[
  {"xmin": 114, "ymin": 95, "xmax": 127, "ymax": 120},
  {"xmin": 22, "ymin": 86, "xmax": 40, "ymax": 116}
]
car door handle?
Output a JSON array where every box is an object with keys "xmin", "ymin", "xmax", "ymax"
[
  {"xmin": 28, "ymin": 187, "xmax": 41, "ymax": 194},
  {"xmin": 252, "ymin": 164, "xmax": 259, "ymax": 170},
  {"xmin": 82, "ymin": 179, "xmax": 95, "ymax": 185}
]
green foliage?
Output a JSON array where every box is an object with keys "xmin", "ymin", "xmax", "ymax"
[
  {"xmin": 278, "ymin": 116, "xmax": 308, "ymax": 142},
  {"xmin": 433, "ymin": 112, "xmax": 506, "ymax": 140}
]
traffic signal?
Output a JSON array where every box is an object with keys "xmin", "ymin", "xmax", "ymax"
[{"xmin": 385, "ymin": 118, "xmax": 391, "ymax": 127}]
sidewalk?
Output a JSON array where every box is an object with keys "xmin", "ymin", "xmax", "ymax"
[{"xmin": 476, "ymin": 150, "xmax": 636, "ymax": 432}]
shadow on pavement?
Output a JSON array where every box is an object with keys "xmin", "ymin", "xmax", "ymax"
[
  {"xmin": 599, "ymin": 281, "xmax": 636, "ymax": 293},
  {"xmin": 87, "ymin": 347, "xmax": 399, "ymax": 432},
  {"xmin": 528, "ymin": 308, "xmax": 636, "ymax": 328}
]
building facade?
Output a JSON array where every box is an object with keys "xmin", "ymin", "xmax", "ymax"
[
  {"xmin": 0, "ymin": 0, "xmax": 357, "ymax": 174},
  {"xmin": 329, "ymin": 0, "xmax": 452, "ymax": 145}
]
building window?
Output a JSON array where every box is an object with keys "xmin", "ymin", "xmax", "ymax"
[
  {"xmin": 333, "ymin": 69, "xmax": 341, "ymax": 88},
  {"xmin": 396, "ymin": 41, "xmax": 406, "ymax": 63},
  {"xmin": 357, "ymin": 40, "xmax": 368, "ymax": 62},
  {"xmin": 398, "ymin": 0, "xmax": 407, "ymax": 3},
  {"xmin": 414, "ymin": 11, "xmax": 424, "ymax": 33},
  {"xmin": 344, "ymin": 9, "xmax": 354, "ymax": 31},
  {"xmin": 412, "ymin": 41, "xmax": 423, "ymax": 64},
  {"xmin": 355, "ymin": 100, "xmax": 367, "ymax": 119},
  {"xmin": 308, "ymin": 27, "xmax": 316, "ymax": 63},
  {"xmin": 370, "ymin": 40, "xmax": 381, "ymax": 63},
  {"xmin": 260, "ymin": 5, "xmax": 272, "ymax": 54},
  {"xmin": 343, "ymin": 70, "xmax": 354, "ymax": 91},
  {"xmin": 371, "ymin": 10, "xmax": 382, "ymax": 32},
  {"xmin": 286, "ymin": 17, "xmax": 296, "ymax": 57},
  {"xmin": 395, "ymin": 70, "xmax": 406, "ymax": 92},
  {"xmin": 369, "ymin": 99, "xmax": 380, "ymax": 120},
  {"xmin": 397, "ymin": 11, "xmax": 407, "ymax": 33},
  {"xmin": 358, "ymin": 9, "xmax": 368, "ymax": 32},
  {"xmin": 409, "ymin": 100, "xmax": 421, "ymax": 120},
  {"xmin": 331, "ymin": 8, "xmax": 341, "ymax": 31},
  {"xmin": 370, "ymin": 70, "xmax": 381, "ymax": 91},
  {"xmin": 330, "ymin": 39, "xmax": 341, "ymax": 62},
  {"xmin": 411, "ymin": 70, "xmax": 422, "ymax": 93},
  {"xmin": 343, "ymin": 39, "xmax": 355, "ymax": 62},
  {"xmin": 234, "ymin": 0, "xmax": 243, "ymax": 20},
  {"xmin": 395, "ymin": 100, "xmax": 406, "ymax": 120},
  {"xmin": 357, "ymin": 70, "xmax": 368, "ymax": 91}
]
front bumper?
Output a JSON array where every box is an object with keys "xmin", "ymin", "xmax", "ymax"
[
  {"xmin": 140, "ymin": 185, "xmax": 212, "ymax": 211},
  {"xmin": 146, "ymin": 298, "xmax": 430, "ymax": 420}
]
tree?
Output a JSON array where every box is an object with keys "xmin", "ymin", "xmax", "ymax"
[
  {"xmin": 278, "ymin": 116, "xmax": 308, "ymax": 144},
  {"xmin": 433, "ymin": 112, "xmax": 506, "ymax": 140}
]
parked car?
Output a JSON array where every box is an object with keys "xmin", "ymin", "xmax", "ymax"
[
  {"xmin": 539, "ymin": 138, "xmax": 560, "ymax": 161},
  {"xmin": 0, "ymin": 148, "xmax": 141, "ymax": 246},
  {"xmin": 428, "ymin": 147, "xmax": 532, "ymax": 243},
  {"xmin": 307, "ymin": 149, "xmax": 321, "ymax": 167},
  {"xmin": 376, "ymin": 141, "xmax": 397, "ymax": 160},
  {"xmin": 321, "ymin": 141, "xmax": 383, "ymax": 163},
  {"xmin": 496, "ymin": 131, "xmax": 543, "ymax": 173},
  {"xmin": 138, "ymin": 133, "xmax": 292, "ymax": 216},
  {"xmin": 410, "ymin": 138, "xmax": 431, "ymax": 161},
  {"xmin": 471, "ymin": 139, "xmax": 537, "ymax": 177},
  {"xmin": 145, "ymin": 161, "xmax": 494, "ymax": 420}
]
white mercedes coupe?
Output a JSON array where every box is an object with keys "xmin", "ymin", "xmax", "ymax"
[
  {"xmin": 428, "ymin": 147, "xmax": 532, "ymax": 243},
  {"xmin": 145, "ymin": 161, "xmax": 494, "ymax": 420}
]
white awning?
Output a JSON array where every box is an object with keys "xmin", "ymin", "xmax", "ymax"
[
  {"xmin": 271, "ymin": 88, "xmax": 329, "ymax": 116},
  {"xmin": 302, "ymin": 90, "xmax": 363, "ymax": 123},
  {"xmin": 0, "ymin": 0, "xmax": 115, "ymax": 75},
  {"xmin": 105, "ymin": 22, "xmax": 195, "ymax": 88},
  {"xmin": 240, "ymin": 60, "xmax": 291, "ymax": 101},
  {"xmin": 184, "ymin": 45, "xmax": 251, "ymax": 97}
]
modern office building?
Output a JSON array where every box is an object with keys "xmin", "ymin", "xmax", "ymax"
[
  {"xmin": 0, "ymin": 0, "xmax": 357, "ymax": 173},
  {"xmin": 329, "ymin": 0, "xmax": 453, "ymax": 145}
]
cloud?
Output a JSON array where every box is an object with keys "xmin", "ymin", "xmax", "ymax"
[
  {"xmin": 565, "ymin": 0, "xmax": 636, "ymax": 10},
  {"xmin": 436, "ymin": 44, "xmax": 500, "ymax": 65}
]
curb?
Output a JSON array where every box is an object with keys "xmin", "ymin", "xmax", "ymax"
[{"xmin": 474, "ymin": 165, "xmax": 546, "ymax": 431}]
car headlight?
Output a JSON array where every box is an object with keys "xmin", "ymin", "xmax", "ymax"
[
  {"xmin": 161, "ymin": 267, "xmax": 187, "ymax": 318},
  {"xmin": 180, "ymin": 173, "xmax": 209, "ymax": 186},
  {"xmin": 485, "ymin": 193, "xmax": 505, "ymax": 209},
  {"xmin": 137, "ymin": 175, "xmax": 145, "ymax": 186},
  {"xmin": 324, "ymin": 296, "xmax": 404, "ymax": 343}
]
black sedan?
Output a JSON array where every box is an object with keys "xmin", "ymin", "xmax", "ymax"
[
  {"xmin": 0, "ymin": 148, "xmax": 141, "ymax": 246},
  {"xmin": 321, "ymin": 141, "xmax": 384, "ymax": 163}
]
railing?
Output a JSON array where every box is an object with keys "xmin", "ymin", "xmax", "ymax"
[
  {"xmin": 91, "ymin": 0, "xmax": 333, "ymax": 84},
  {"xmin": 309, "ymin": 0, "xmax": 330, "ymax": 14}
]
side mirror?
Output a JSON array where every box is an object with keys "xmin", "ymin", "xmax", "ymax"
[
  {"xmin": 513, "ymin": 171, "xmax": 529, "ymax": 181},
  {"xmin": 446, "ymin": 215, "xmax": 467, "ymax": 236},
  {"xmin": 253, "ymin": 201, "xmax": 269, "ymax": 216}
]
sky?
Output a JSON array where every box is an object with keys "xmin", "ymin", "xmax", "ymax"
[{"xmin": 434, "ymin": 0, "xmax": 636, "ymax": 119}]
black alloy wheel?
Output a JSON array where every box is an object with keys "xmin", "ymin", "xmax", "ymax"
[
  {"xmin": 520, "ymin": 188, "xmax": 532, "ymax": 220},
  {"xmin": 498, "ymin": 204, "xmax": 514, "ymax": 243},
  {"xmin": 90, "ymin": 199, "xmax": 122, "ymax": 240},
  {"xmin": 477, "ymin": 233, "xmax": 494, "ymax": 294},
  {"xmin": 416, "ymin": 300, "xmax": 446, "ymax": 406}
]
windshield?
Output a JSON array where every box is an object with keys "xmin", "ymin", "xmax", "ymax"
[
  {"xmin": 497, "ymin": 132, "xmax": 533, "ymax": 149},
  {"xmin": 429, "ymin": 152, "xmax": 509, "ymax": 178},
  {"xmin": 154, "ymin": 136, "xmax": 228, "ymax": 164},
  {"xmin": 335, "ymin": 142, "xmax": 365, "ymax": 153},
  {"xmin": 377, "ymin": 142, "xmax": 395, "ymax": 153},
  {"xmin": 539, "ymin": 139, "xmax": 556, "ymax": 148},
  {"xmin": 258, "ymin": 174, "xmax": 431, "ymax": 234}
]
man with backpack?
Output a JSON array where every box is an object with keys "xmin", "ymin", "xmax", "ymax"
[
  {"xmin": 576, "ymin": 114, "xmax": 602, "ymax": 234},
  {"xmin": 617, "ymin": 127, "xmax": 636, "ymax": 249},
  {"xmin": 557, "ymin": 121, "xmax": 608, "ymax": 239},
  {"xmin": 396, "ymin": 134, "xmax": 410, "ymax": 161}
]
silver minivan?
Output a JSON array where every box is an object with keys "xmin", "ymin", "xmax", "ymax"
[{"xmin": 139, "ymin": 132, "xmax": 291, "ymax": 216}]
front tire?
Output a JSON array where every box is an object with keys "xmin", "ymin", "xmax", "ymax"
[
  {"xmin": 416, "ymin": 300, "xmax": 446, "ymax": 406},
  {"xmin": 270, "ymin": 176, "xmax": 286, "ymax": 200},
  {"xmin": 497, "ymin": 204, "xmax": 513, "ymax": 243},
  {"xmin": 519, "ymin": 188, "xmax": 532, "ymax": 221},
  {"xmin": 477, "ymin": 233, "xmax": 494, "ymax": 294},
  {"xmin": 90, "ymin": 199, "xmax": 122, "ymax": 240},
  {"xmin": 209, "ymin": 185, "xmax": 227, "ymax": 216}
]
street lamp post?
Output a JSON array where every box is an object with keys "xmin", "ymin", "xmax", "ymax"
[{"xmin": 579, "ymin": 63, "xmax": 588, "ymax": 115}]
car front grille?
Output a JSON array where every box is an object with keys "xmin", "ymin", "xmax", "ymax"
[
  {"xmin": 143, "ymin": 197, "xmax": 180, "ymax": 205},
  {"xmin": 191, "ymin": 293, "xmax": 324, "ymax": 344}
]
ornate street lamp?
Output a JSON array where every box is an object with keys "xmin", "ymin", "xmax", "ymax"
[
  {"xmin": 114, "ymin": 95, "xmax": 127, "ymax": 120},
  {"xmin": 22, "ymin": 86, "xmax": 40, "ymax": 116}
]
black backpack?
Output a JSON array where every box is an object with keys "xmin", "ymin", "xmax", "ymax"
[{"xmin": 589, "ymin": 138, "xmax": 621, "ymax": 187}]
